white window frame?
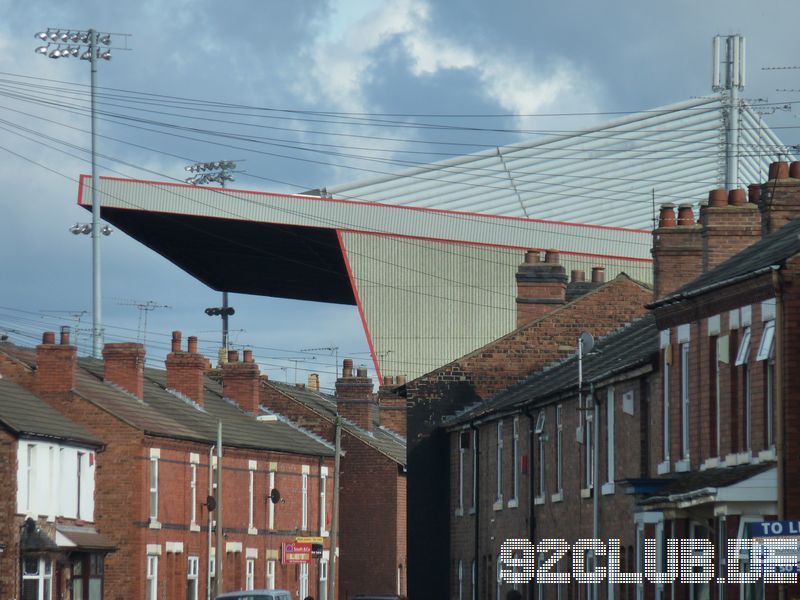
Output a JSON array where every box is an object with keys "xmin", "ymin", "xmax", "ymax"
[
  {"xmin": 756, "ymin": 321, "xmax": 774, "ymax": 361},
  {"xmin": 715, "ymin": 337, "xmax": 722, "ymax": 457},
  {"xmin": 556, "ymin": 405, "xmax": 563, "ymax": 494},
  {"xmin": 471, "ymin": 559, "xmax": 476, "ymax": 600},
  {"xmin": 319, "ymin": 559, "xmax": 328, "ymax": 600},
  {"xmin": 190, "ymin": 463, "xmax": 198, "ymax": 528},
  {"xmin": 735, "ymin": 326, "xmax": 751, "ymax": 366},
  {"xmin": 458, "ymin": 560, "xmax": 463, "ymax": 600},
  {"xmin": 495, "ymin": 420, "xmax": 503, "ymax": 505},
  {"xmin": 266, "ymin": 559, "xmax": 276, "ymax": 589},
  {"xmin": 248, "ymin": 468, "xmax": 255, "ymax": 532},
  {"xmin": 299, "ymin": 562, "xmax": 309, "ymax": 598},
  {"xmin": 680, "ymin": 342, "xmax": 690, "ymax": 460},
  {"xmin": 320, "ymin": 467, "xmax": 328, "ymax": 535},
  {"xmin": 268, "ymin": 470, "xmax": 276, "ymax": 530},
  {"xmin": 470, "ymin": 430, "xmax": 477, "ymax": 512},
  {"xmin": 663, "ymin": 347, "xmax": 671, "ymax": 463},
  {"xmin": 496, "ymin": 553, "xmax": 502, "ymax": 600},
  {"xmin": 187, "ymin": 556, "xmax": 199, "ymax": 600},
  {"xmin": 146, "ymin": 555, "xmax": 158, "ymax": 600},
  {"xmin": 27, "ymin": 444, "xmax": 36, "ymax": 514},
  {"xmin": 149, "ymin": 457, "xmax": 159, "ymax": 522},
  {"xmin": 246, "ymin": 557, "xmax": 255, "ymax": 589},
  {"xmin": 301, "ymin": 471, "xmax": 308, "ymax": 530},
  {"xmin": 586, "ymin": 408, "xmax": 594, "ymax": 489},
  {"xmin": 766, "ymin": 355, "xmax": 775, "ymax": 448},
  {"xmin": 457, "ymin": 436, "xmax": 465, "ymax": 515},
  {"xmin": 605, "ymin": 387, "xmax": 615, "ymax": 493},
  {"xmin": 22, "ymin": 556, "xmax": 52, "ymax": 600},
  {"xmin": 510, "ymin": 416, "xmax": 520, "ymax": 505},
  {"xmin": 536, "ymin": 414, "xmax": 546, "ymax": 501}
]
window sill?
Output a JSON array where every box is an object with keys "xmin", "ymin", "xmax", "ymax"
[
  {"xmin": 189, "ymin": 523, "xmax": 201, "ymax": 533},
  {"xmin": 492, "ymin": 498, "xmax": 503, "ymax": 512},
  {"xmin": 550, "ymin": 491, "xmax": 563, "ymax": 503},
  {"xmin": 507, "ymin": 499, "xmax": 519, "ymax": 509},
  {"xmin": 534, "ymin": 495, "xmax": 546, "ymax": 506},
  {"xmin": 674, "ymin": 459, "xmax": 690, "ymax": 472},
  {"xmin": 758, "ymin": 447, "xmax": 777, "ymax": 462},
  {"xmin": 580, "ymin": 487, "xmax": 592, "ymax": 499},
  {"xmin": 248, "ymin": 527, "xmax": 258, "ymax": 535},
  {"xmin": 601, "ymin": 482, "xmax": 615, "ymax": 496},
  {"xmin": 656, "ymin": 460, "xmax": 670, "ymax": 475},
  {"xmin": 468, "ymin": 507, "xmax": 476, "ymax": 515},
  {"xmin": 148, "ymin": 519, "xmax": 162, "ymax": 530},
  {"xmin": 321, "ymin": 530, "xmax": 329, "ymax": 538},
  {"xmin": 454, "ymin": 507, "xmax": 464, "ymax": 517},
  {"xmin": 700, "ymin": 457, "xmax": 720, "ymax": 471}
]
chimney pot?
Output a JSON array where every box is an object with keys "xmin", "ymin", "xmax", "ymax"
[
  {"xmin": 42, "ymin": 331, "xmax": 55, "ymax": 345},
  {"xmin": 342, "ymin": 358, "xmax": 354, "ymax": 378},
  {"xmin": 356, "ymin": 366, "xmax": 368, "ymax": 378},
  {"xmin": 243, "ymin": 349, "xmax": 253, "ymax": 363},
  {"xmin": 382, "ymin": 375, "xmax": 394, "ymax": 386},
  {"xmin": 187, "ymin": 336, "xmax": 198, "ymax": 354},
  {"xmin": 658, "ymin": 203, "xmax": 676, "ymax": 228},
  {"xmin": 395, "ymin": 375, "xmax": 407, "ymax": 385},
  {"xmin": 227, "ymin": 350, "xmax": 239, "ymax": 363},
  {"xmin": 790, "ymin": 161, "xmax": 800, "ymax": 179},
  {"xmin": 307, "ymin": 373, "xmax": 320, "ymax": 391},
  {"xmin": 748, "ymin": 184, "xmax": 761, "ymax": 205},
  {"xmin": 60, "ymin": 326, "xmax": 71, "ymax": 345},
  {"xmin": 769, "ymin": 161, "xmax": 790, "ymax": 180},
  {"xmin": 544, "ymin": 250, "xmax": 560, "ymax": 264},
  {"xmin": 570, "ymin": 269, "xmax": 585, "ymax": 283},
  {"xmin": 591, "ymin": 267, "xmax": 605, "ymax": 283},
  {"xmin": 728, "ymin": 188, "xmax": 746, "ymax": 206},
  {"xmin": 524, "ymin": 250, "xmax": 540, "ymax": 264},
  {"xmin": 171, "ymin": 330, "xmax": 181, "ymax": 352},
  {"xmin": 708, "ymin": 189, "xmax": 727, "ymax": 208},
  {"xmin": 677, "ymin": 204, "xmax": 695, "ymax": 226}
]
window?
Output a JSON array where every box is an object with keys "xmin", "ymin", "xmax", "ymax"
[
  {"xmin": 319, "ymin": 559, "xmax": 328, "ymax": 600},
  {"xmin": 766, "ymin": 355, "xmax": 775, "ymax": 447},
  {"xmin": 301, "ymin": 472, "xmax": 308, "ymax": 530},
  {"xmin": 246, "ymin": 558, "xmax": 255, "ymax": 589},
  {"xmin": 458, "ymin": 434, "xmax": 465, "ymax": 514},
  {"xmin": 320, "ymin": 467, "xmax": 328, "ymax": 534},
  {"xmin": 248, "ymin": 468, "xmax": 255, "ymax": 532},
  {"xmin": 71, "ymin": 554, "xmax": 104, "ymax": 600},
  {"xmin": 458, "ymin": 560, "xmax": 464, "ymax": 600},
  {"xmin": 149, "ymin": 457, "xmax": 158, "ymax": 521},
  {"xmin": 744, "ymin": 361, "xmax": 752, "ymax": 452},
  {"xmin": 714, "ymin": 337, "xmax": 722, "ymax": 457},
  {"xmin": 680, "ymin": 342, "xmax": 690, "ymax": 459},
  {"xmin": 187, "ymin": 556, "xmax": 199, "ymax": 600},
  {"xmin": 586, "ymin": 408, "xmax": 594, "ymax": 489},
  {"xmin": 470, "ymin": 430, "xmax": 477, "ymax": 511},
  {"xmin": 266, "ymin": 559, "xmax": 276, "ymax": 589},
  {"xmin": 268, "ymin": 470, "xmax": 276, "ymax": 530},
  {"xmin": 495, "ymin": 421, "xmax": 503, "ymax": 503},
  {"xmin": 756, "ymin": 321, "xmax": 775, "ymax": 361},
  {"xmin": 556, "ymin": 405, "xmax": 563, "ymax": 494},
  {"xmin": 22, "ymin": 557, "xmax": 52, "ymax": 600},
  {"xmin": 607, "ymin": 388, "xmax": 615, "ymax": 486},
  {"xmin": 734, "ymin": 326, "xmax": 751, "ymax": 366},
  {"xmin": 146, "ymin": 555, "xmax": 157, "ymax": 600},
  {"xmin": 190, "ymin": 463, "xmax": 197, "ymax": 528},
  {"xmin": 76, "ymin": 451, "xmax": 84, "ymax": 519},
  {"xmin": 663, "ymin": 346, "xmax": 671, "ymax": 462},
  {"xmin": 537, "ymin": 417, "xmax": 545, "ymax": 500},
  {"xmin": 299, "ymin": 563, "xmax": 309, "ymax": 598},
  {"xmin": 511, "ymin": 417, "xmax": 520, "ymax": 504},
  {"xmin": 27, "ymin": 444, "xmax": 36, "ymax": 513},
  {"xmin": 495, "ymin": 553, "xmax": 502, "ymax": 600},
  {"xmin": 471, "ymin": 560, "xmax": 476, "ymax": 600}
]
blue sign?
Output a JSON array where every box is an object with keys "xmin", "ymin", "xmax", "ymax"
[{"xmin": 747, "ymin": 521, "xmax": 800, "ymax": 538}]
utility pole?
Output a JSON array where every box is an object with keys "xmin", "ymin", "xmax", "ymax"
[
  {"xmin": 35, "ymin": 28, "xmax": 130, "ymax": 357},
  {"xmin": 713, "ymin": 34, "xmax": 746, "ymax": 189},
  {"xmin": 327, "ymin": 416, "xmax": 342, "ymax": 600}
]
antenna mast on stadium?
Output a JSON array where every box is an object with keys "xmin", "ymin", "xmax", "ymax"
[{"xmin": 713, "ymin": 34, "xmax": 746, "ymax": 190}]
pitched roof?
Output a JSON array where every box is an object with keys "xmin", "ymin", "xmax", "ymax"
[
  {"xmin": 446, "ymin": 313, "xmax": 657, "ymax": 426},
  {"xmin": 265, "ymin": 381, "xmax": 407, "ymax": 466},
  {"xmin": 651, "ymin": 217, "xmax": 800, "ymax": 308},
  {"xmin": 0, "ymin": 343, "xmax": 332, "ymax": 456},
  {"xmin": 0, "ymin": 377, "xmax": 101, "ymax": 446}
]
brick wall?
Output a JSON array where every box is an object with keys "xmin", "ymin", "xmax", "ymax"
[{"xmin": 0, "ymin": 428, "xmax": 17, "ymax": 599}]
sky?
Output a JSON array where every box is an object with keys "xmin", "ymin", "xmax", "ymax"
[{"xmin": 1, "ymin": 0, "xmax": 799, "ymax": 392}]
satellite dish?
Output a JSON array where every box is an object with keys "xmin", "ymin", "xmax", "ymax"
[
  {"xmin": 579, "ymin": 332, "xmax": 595, "ymax": 355},
  {"xmin": 270, "ymin": 488, "xmax": 281, "ymax": 504}
]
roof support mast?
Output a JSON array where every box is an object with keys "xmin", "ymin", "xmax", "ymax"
[{"xmin": 713, "ymin": 34, "xmax": 746, "ymax": 190}]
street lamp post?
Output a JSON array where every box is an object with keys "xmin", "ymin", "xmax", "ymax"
[{"xmin": 35, "ymin": 28, "xmax": 129, "ymax": 358}]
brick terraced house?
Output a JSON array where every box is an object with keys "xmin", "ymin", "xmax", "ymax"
[
  {"xmin": 0, "ymin": 330, "xmax": 336, "ymax": 600},
  {"xmin": 405, "ymin": 252, "xmax": 653, "ymax": 598},
  {"xmin": 260, "ymin": 361, "xmax": 407, "ymax": 599},
  {"xmin": 437, "ymin": 161, "xmax": 800, "ymax": 600},
  {"xmin": 0, "ymin": 371, "xmax": 112, "ymax": 600}
]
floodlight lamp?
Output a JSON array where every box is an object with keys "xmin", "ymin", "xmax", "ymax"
[
  {"xmin": 80, "ymin": 50, "xmax": 92, "ymax": 60},
  {"xmin": 35, "ymin": 32, "xmax": 48, "ymax": 40},
  {"xmin": 35, "ymin": 46, "xmax": 48, "ymax": 54},
  {"xmin": 59, "ymin": 32, "xmax": 70, "ymax": 42},
  {"xmin": 80, "ymin": 33, "xmax": 90, "ymax": 44},
  {"xmin": 100, "ymin": 50, "xmax": 111, "ymax": 60},
  {"xmin": 99, "ymin": 34, "xmax": 111, "ymax": 45},
  {"xmin": 81, "ymin": 224, "xmax": 92, "ymax": 234},
  {"xmin": 70, "ymin": 32, "xmax": 81, "ymax": 42},
  {"xmin": 48, "ymin": 49, "xmax": 61, "ymax": 58},
  {"xmin": 49, "ymin": 31, "xmax": 60, "ymax": 42},
  {"xmin": 69, "ymin": 224, "xmax": 82, "ymax": 235},
  {"xmin": 70, "ymin": 47, "xmax": 79, "ymax": 57},
  {"xmin": 101, "ymin": 225, "xmax": 112, "ymax": 236}
]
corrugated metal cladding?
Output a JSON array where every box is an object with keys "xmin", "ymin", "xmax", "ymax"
[
  {"xmin": 341, "ymin": 231, "xmax": 652, "ymax": 380},
  {"xmin": 327, "ymin": 97, "xmax": 792, "ymax": 229},
  {"xmin": 84, "ymin": 178, "xmax": 652, "ymax": 260}
]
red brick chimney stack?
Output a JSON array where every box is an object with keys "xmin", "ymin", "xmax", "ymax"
[
  {"xmin": 103, "ymin": 342, "xmax": 146, "ymax": 400},
  {"xmin": 759, "ymin": 161, "xmax": 800, "ymax": 235},
  {"xmin": 35, "ymin": 328, "xmax": 77, "ymax": 395},
  {"xmin": 335, "ymin": 359, "xmax": 375, "ymax": 432},
  {"xmin": 165, "ymin": 331, "xmax": 207, "ymax": 406},
  {"xmin": 699, "ymin": 187, "xmax": 761, "ymax": 272},
  {"xmin": 515, "ymin": 249, "xmax": 568, "ymax": 327},
  {"xmin": 651, "ymin": 203, "xmax": 703, "ymax": 300},
  {"xmin": 221, "ymin": 347, "xmax": 261, "ymax": 415},
  {"xmin": 377, "ymin": 375, "xmax": 407, "ymax": 437}
]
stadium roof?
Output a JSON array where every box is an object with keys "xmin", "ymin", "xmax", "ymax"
[{"xmin": 326, "ymin": 96, "xmax": 792, "ymax": 229}]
